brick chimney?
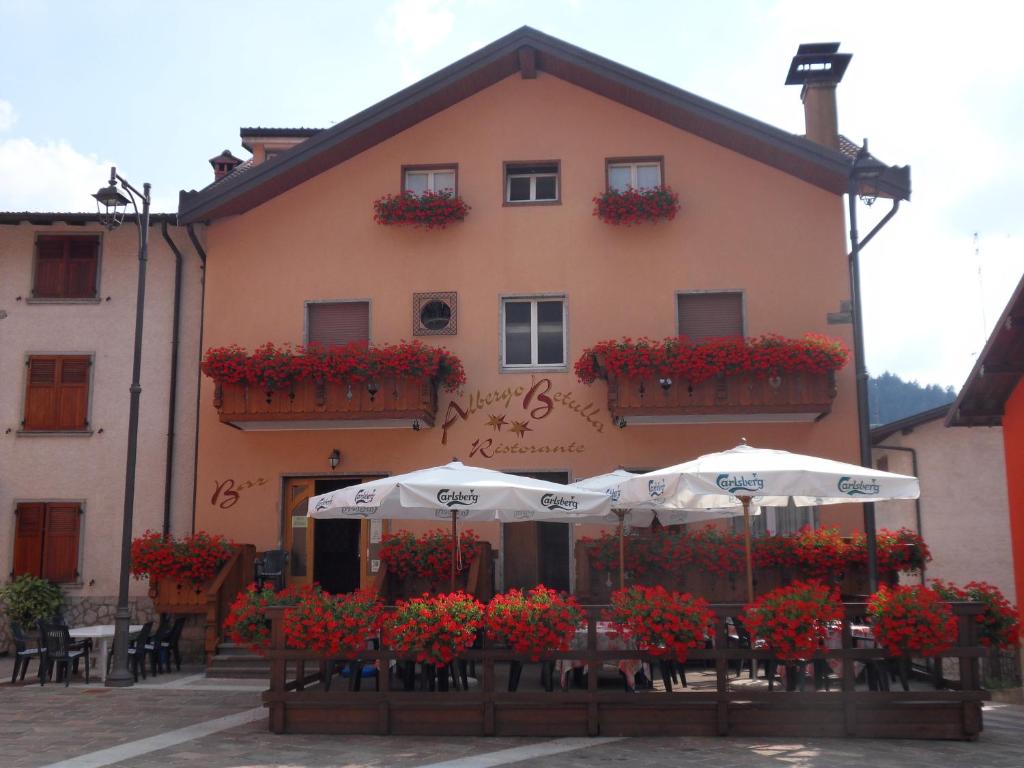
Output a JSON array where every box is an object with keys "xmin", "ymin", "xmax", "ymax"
[
  {"xmin": 209, "ymin": 150, "xmax": 243, "ymax": 182},
  {"xmin": 785, "ymin": 43, "xmax": 852, "ymax": 151}
]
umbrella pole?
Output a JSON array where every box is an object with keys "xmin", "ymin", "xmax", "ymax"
[
  {"xmin": 616, "ymin": 509, "xmax": 626, "ymax": 591},
  {"xmin": 451, "ymin": 509, "xmax": 457, "ymax": 593},
  {"xmin": 741, "ymin": 496, "xmax": 754, "ymax": 603}
]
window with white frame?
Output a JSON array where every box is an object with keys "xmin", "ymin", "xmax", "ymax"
[
  {"xmin": 731, "ymin": 498, "xmax": 819, "ymax": 538},
  {"xmin": 501, "ymin": 297, "xmax": 566, "ymax": 368},
  {"xmin": 505, "ymin": 162, "xmax": 559, "ymax": 203},
  {"xmin": 404, "ymin": 167, "xmax": 456, "ymax": 194},
  {"xmin": 607, "ymin": 159, "xmax": 662, "ymax": 192}
]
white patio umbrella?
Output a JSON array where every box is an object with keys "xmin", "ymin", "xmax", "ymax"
[
  {"xmin": 308, "ymin": 461, "xmax": 612, "ymax": 590},
  {"xmin": 569, "ymin": 469, "xmax": 752, "ymax": 589},
  {"xmin": 619, "ymin": 443, "xmax": 921, "ymax": 602}
]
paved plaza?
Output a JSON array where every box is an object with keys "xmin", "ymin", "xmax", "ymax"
[{"xmin": 1, "ymin": 657, "xmax": 1022, "ymax": 768}]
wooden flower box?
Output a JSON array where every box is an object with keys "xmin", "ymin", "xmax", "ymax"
[
  {"xmin": 213, "ymin": 377, "xmax": 438, "ymax": 430},
  {"xmin": 606, "ymin": 370, "xmax": 837, "ymax": 424}
]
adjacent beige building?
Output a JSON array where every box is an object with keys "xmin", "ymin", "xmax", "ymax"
[
  {"xmin": 872, "ymin": 405, "xmax": 1015, "ymax": 601},
  {"xmin": 0, "ymin": 212, "xmax": 205, "ymax": 647}
]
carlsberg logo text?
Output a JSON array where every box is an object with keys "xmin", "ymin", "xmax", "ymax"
[
  {"xmin": 436, "ymin": 489, "xmax": 480, "ymax": 507},
  {"xmin": 353, "ymin": 490, "xmax": 375, "ymax": 504},
  {"xmin": 838, "ymin": 477, "xmax": 880, "ymax": 496},
  {"xmin": 648, "ymin": 479, "xmax": 666, "ymax": 497},
  {"xmin": 715, "ymin": 473, "xmax": 765, "ymax": 493},
  {"xmin": 541, "ymin": 493, "xmax": 579, "ymax": 511}
]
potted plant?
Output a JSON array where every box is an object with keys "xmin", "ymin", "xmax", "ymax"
[
  {"xmin": 0, "ymin": 575, "xmax": 63, "ymax": 643},
  {"xmin": 373, "ymin": 189, "xmax": 470, "ymax": 230},
  {"xmin": 741, "ymin": 580, "xmax": 844, "ymax": 661},
  {"xmin": 379, "ymin": 528, "xmax": 479, "ymax": 595},
  {"xmin": 224, "ymin": 582, "xmax": 306, "ymax": 653},
  {"xmin": 606, "ymin": 585, "xmax": 714, "ymax": 664},
  {"xmin": 592, "ymin": 185, "xmax": 680, "ymax": 225},
  {"xmin": 131, "ymin": 530, "xmax": 236, "ymax": 601},
  {"xmin": 867, "ymin": 584, "xmax": 958, "ymax": 658}
]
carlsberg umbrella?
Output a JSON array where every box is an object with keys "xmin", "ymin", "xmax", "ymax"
[
  {"xmin": 619, "ymin": 443, "xmax": 920, "ymax": 601},
  {"xmin": 308, "ymin": 461, "xmax": 612, "ymax": 590}
]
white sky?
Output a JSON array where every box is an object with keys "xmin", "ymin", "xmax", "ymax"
[{"xmin": 1, "ymin": 0, "xmax": 1021, "ymax": 390}]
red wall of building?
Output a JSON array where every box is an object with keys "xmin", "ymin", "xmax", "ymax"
[{"xmin": 1003, "ymin": 380, "xmax": 1024, "ymax": 626}]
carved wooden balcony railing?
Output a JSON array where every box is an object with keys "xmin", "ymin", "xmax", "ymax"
[
  {"xmin": 606, "ymin": 370, "xmax": 837, "ymax": 424},
  {"xmin": 213, "ymin": 377, "xmax": 438, "ymax": 430}
]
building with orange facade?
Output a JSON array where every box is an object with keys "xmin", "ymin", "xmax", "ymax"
[{"xmin": 177, "ymin": 28, "xmax": 911, "ymax": 597}]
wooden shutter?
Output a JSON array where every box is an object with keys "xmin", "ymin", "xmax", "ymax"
[
  {"xmin": 66, "ymin": 237, "xmax": 99, "ymax": 298},
  {"xmin": 23, "ymin": 356, "xmax": 89, "ymax": 431},
  {"xmin": 677, "ymin": 292, "xmax": 744, "ymax": 342},
  {"xmin": 13, "ymin": 503, "xmax": 46, "ymax": 578},
  {"xmin": 42, "ymin": 504, "xmax": 81, "ymax": 583},
  {"xmin": 57, "ymin": 357, "xmax": 90, "ymax": 430},
  {"xmin": 33, "ymin": 237, "xmax": 66, "ymax": 298},
  {"xmin": 307, "ymin": 302, "xmax": 369, "ymax": 347},
  {"xmin": 24, "ymin": 357, "xmax": 58, "ymax": 430}
]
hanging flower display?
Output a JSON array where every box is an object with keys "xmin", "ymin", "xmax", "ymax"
[
  {"xmin": 851, "ymin": 528, "xmax": 931, "ymax": 574},
  {"xmin": 283, "ymin": 587, "xmax": 384, "ymax": 656},
  {"xmin": 379, "ymin": 528, "xmax": 480, "ymax": 584},
  {"xmin": 868, "ymin": 585, "xmax": 958, "ymax": 657},
  {"xmin": 373, "ymin": 189, "xmax": 470, "ymax": 230},
  {"xmin": 605, "ymin": 585, "xmax": 714, "ymax": 661},
  {"xmin": 201, "ymin": 340, "xmax": 466, "ymax": 393},
  {"xmin": 593, "ymin": 185, "xmax": 680, "ymax": 225},
  {"xmin": 741, "ymin": 580, "xmax": 845, "ymax": 660},
  {"xmin": 384, "ymin": 592, "xmax": 485, "ymax": 665},
  {"xmin": 574, "ymin": 334, "xmax": 849, "ymax": 385},
  {"xmin": 130, "ymin": 530, "xmax": 235, "ymax": 587},
  {"xmin": 485, "ymin": 586, "xmax": 584, "ymax": 661},
  {"xmin": 931, "ymin": 580, "xmax": 1019, "ymax": 650},
  {"xmin": 223, "ymin": 583, "xmax": 309, "ymax": 652}
]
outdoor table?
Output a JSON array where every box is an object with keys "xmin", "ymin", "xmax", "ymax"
[
  {"xmin": 557, "ymin": 621, "xmax": 644, "ymax": 690},
  {"xmin": 69, "ymin": 624, "xmax": 143, "ymax": 683}
]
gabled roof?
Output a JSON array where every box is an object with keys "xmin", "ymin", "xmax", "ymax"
[
  {"xmin": 0, "ymin": 211, "xmax": 178, "ymax": 225},
  {"xmin": 871, "ymin": 404, "xmax": 953, "ymax": 444},
  {"xmin": 947, "ymin": 271, "xmax": 1024, "ymax": 427},
  {"xmin": 178, "ymin": 26, "xmax": 911, "ymax": 223}
]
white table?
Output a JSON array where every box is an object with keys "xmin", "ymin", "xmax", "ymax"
[{"xmin": 69, "ymin": 624, "xmax": 143, "ymax": 683}]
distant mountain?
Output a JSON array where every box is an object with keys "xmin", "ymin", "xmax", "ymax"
[{"xmin": 868, "ymin": 372, "xmax": 957, "ymax": 426}]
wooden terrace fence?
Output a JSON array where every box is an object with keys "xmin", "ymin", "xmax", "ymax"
[{"xmin": 261, "ymin": 601, "xmax": 989, "ymax": 740}]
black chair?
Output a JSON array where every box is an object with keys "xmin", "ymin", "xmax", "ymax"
[
  {"xmin": 159, "ymin": 617, "xmax": 187, "ymax": 672},
  {"xmin": 727, "ymin": 617, "xmax": 757, "ymax": 680},
  {"xmin": 146, "ymin": 616, "xmax": 172, "ymax": 676},
  {"xmin": 39, "ymin": 622, "xmax": 90, "ymax": 686},
  {"xmin": 255, "ymin": 550, "xmax": 288, "ymax": 591},
  {"xmin": 118, "ymin": 621, "xmax": 153, "ymax": 681},
  {"xmin": 10, "ymin": 622, "xmax": 43, "ymax": 683}
]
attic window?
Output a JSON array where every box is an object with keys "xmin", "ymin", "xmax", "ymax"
[
  {"xmin": 403, "ymin": 165, "xmax": 457, "ymax": 194},
  {"xmin": 505, "ymin": 162, "xmax": 559, "ymax": 204},
  {"xmin": 607, "ymin": 157, "xmax": 663, "ymax": 191}
]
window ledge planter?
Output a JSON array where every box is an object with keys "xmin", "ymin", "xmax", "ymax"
[
  {"xmin": 592, "ymin": 185, "xmax": 680, "ymax": 225},
  {"xmin": 576, "ymin": 334, "xmax": 847, "ymax": 424},
  {"xmin": 373, "ymin": 189, "xmax": 470, "ymax": 230}
]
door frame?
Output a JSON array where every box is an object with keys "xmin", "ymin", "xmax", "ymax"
[{"xmin": 279, "ymin": 472, "xmax": 388, "ymax": 590}]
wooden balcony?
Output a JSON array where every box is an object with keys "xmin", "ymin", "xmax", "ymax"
[
  {"xmin": 606, "ymin": 370, "xmax": 837, "ymax": 424},
  {"xmin": 214, "ymin": 377, "xmax": 438, "ymax": 430}
]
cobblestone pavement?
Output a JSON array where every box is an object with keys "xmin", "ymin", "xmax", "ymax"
[{"xmin": 2, "ymin": 656, "xmax": 1022, "ymax": 768}]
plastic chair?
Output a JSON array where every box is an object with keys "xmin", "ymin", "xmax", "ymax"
[
  {"xmin": 10, "ymin": 622, "xmax": 43, "ymax": 683},
  {"xmin": 255, "ymin": 550, "xmax": 288, "ymax": 591},
  {"xmin": 39, "ymin": 622, "xmax": 90, "ymax": 686}
]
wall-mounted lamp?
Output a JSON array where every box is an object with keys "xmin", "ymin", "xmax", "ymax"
[
  {"xmin": 614, "ymin": 416, "xmax": 627, "ymax": 429},
  {"xmin": 328, "ymin": 449, "xmax": 341, "ymax": 470},
  {"xmin": 412, "ymin": 419, "xmax": 421, "ymax": 432},
  {"xmin": 658, "ymin": 377, "xmax": 673, "ymax": 391}
]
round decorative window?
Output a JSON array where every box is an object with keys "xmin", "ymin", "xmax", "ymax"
[{"xmin": 419, "ymin": 299, "xmax": 452, "ymax": 331}]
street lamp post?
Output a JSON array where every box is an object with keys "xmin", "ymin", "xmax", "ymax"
[
  {"xmin": 93, "ymin": 167, "xmax": 151, "ymax": 687},
  {"xmin": 847, "ymin": 141, "xmax": 901, "ymax": 593}
]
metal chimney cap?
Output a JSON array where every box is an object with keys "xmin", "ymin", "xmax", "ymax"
[{"xmin": 785, "ymin": 42, "xmax": 852, "ymax": 86}]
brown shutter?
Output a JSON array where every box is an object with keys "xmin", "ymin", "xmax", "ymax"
[
  {"xmin": 307, "ymin": 302, "xmax": 369, "ymax": 347},
  {"xmin": 677, "ymin": 292, "xmax": 744, "ymax": 342},
  {"xmin": 57, "ymin": 357, "xmax": 90, "ymax": 430},
  {"xmin": 66, "ymin": 237, "xmax": 99, "ymax": 298},
  {"xmin": 42, "ymin": 504, "xmax": 81, "ymax": 583},
  {"xmin": 33, "ymin": 237, "xmax": 66, "ymax": 298},
  {"xmin": 13, "ymin": 503, "xmax": 46, "ymax": 578},
  {"xmin": 24, "ymin": 357, "xmax": 58, "ymax": 430}
]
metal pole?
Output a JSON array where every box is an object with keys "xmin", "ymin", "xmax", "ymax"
[
  {"xmin": 848, "ymin": 171, "xmax": 879, "ymax": 593},
  {"xmin": 107, "ymin": 181, "xmax": 150, "ymax": 687},
  {"xmin": 741, "ymin": 496, "xmax": 754, "ymax": 603},
  {"xmin": 450, "ymin": 509, "xmax": 457, "ymax": 592},
  {"xmin": 617, "ymin": 510, "xmax": 626, "ymax": 591}
]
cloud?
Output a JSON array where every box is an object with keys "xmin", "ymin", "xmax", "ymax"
[
  {"xmin": 0, "ymin": 99, "xmax": 15, "ymax": 131},
  {"xmin": 0, "ymin": 136, "xmax": 113, "ymax": 212}
]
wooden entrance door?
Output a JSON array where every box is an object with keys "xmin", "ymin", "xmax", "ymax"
[
  {"xmin": 283, "ymin": 479, "xmax": 315, "ymax": 587},
  {"xmin": 502, "ymin": 471, "xmax": 572, "ymax": 592}
]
